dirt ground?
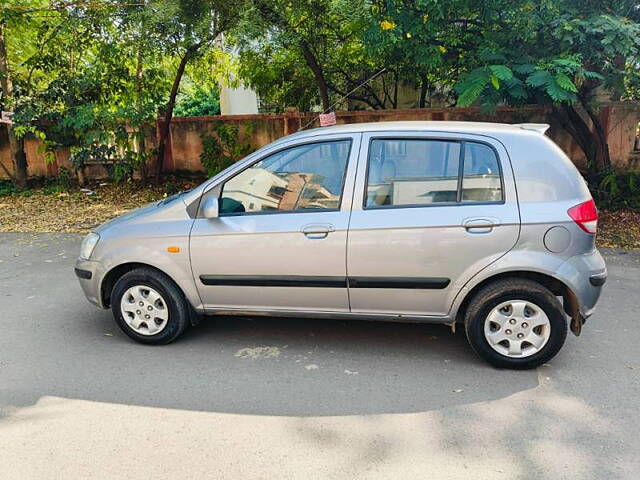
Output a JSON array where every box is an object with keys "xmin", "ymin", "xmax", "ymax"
[{"xmin": 0, "ymin": 182, "xmax": 638, "ymax": 249}]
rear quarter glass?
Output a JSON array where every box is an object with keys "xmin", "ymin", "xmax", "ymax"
[{"xmin": 500, "ymin": 132, "xmax": 592, "ymax": 221}]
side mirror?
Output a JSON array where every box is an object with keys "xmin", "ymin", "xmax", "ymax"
[{"xmin": 201, "ymin": 196, "xmax": 219, "ymax": 219}]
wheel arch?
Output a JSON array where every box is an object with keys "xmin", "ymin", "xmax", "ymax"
[
  {"xmin": 101, "ymin": 262, "xmax": 152, "ymax": 308},
  {"xmin": 100, "ymin": 262, "xmax": 201, "ymax": 326},
  {"xmin": 453, "ymin": 270, "xmax": 581, "ymax": 335}
]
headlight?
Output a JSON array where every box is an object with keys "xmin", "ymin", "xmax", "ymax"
[{"xmin": 80, "ymin": 232, "xmax": 100, "ymax": 260}]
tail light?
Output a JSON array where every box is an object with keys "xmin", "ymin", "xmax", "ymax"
[{"xmin": 567, "ymin": 199, "xmax": 598, "ymax": 234}]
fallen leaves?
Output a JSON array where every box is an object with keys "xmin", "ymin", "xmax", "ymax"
[
  {"xmin": 597, "ymin": 209, "xmax": 640, "ymax": 250},
  {"xmin": 0, "ymin": 181, "xmax": 179, "ymax": 233}
]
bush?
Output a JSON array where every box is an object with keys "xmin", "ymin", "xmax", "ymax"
[
  {"xmin": 590, "ymin": 170, "xmax": 640, "ymax": 210},
  {"xmin": 42, "ymin": 167, "xmax": 72, "ymax": 194},
  {"xmin": 175, "ymin": 86, "xmax": 221, "ymax": 117},
  {"xmin": 199, "ymin": 123, "xmax": 254, "ymax": 177},
  {"xmin": 0, "ymin": 180, "xmax": 18, "ymax": 196}
]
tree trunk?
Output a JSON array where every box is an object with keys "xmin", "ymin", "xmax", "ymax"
[
  {"xmin": 139, "ymin": 136, "xmax": 148, "ymax": 184},
  {"xmin": 254, "ymin": 2, "xmax": 330, "ymax": 111},
  {"xmin": 419, "ymin": 76, "xmax": 428, "ymax": 108},
  {"xmin": 579, "ymin": 97, "xmax": 611, "ymax": 171},
  {"xmin": 8, "ymin": 135, "xmax": 27, "ymax": 188},
  {"xmin": 551, "ymin": 103, "xmax": 609, "ymax": 176},
  {"xmin": 0, "ymin": 22, "xmax": 27, "ymax": 189},
  {"xmin": 299, "ymin": 40, "xmax": 330, "ymax": 111},
  {"xmin": 155, "ymin": 47, "xmax": 194, "ymax": 184},
  {"xmin": 392, "ymin": 71, "xmax": 398, "ymax": 109},
  {"xmin": 134, "ymin": 45, "xmax": 147, "ymax": 185}
]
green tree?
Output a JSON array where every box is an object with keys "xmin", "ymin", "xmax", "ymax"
[
  {"xmin": 453, "ymin": 0, "xmax": 640, "ymax": 173},
  {"xmin": 0, "ymin": 0, "xmax": 45, "ymax": 188},
  {"xmin": 147, "ymin": 0, "xmax": 245, "ymax": 182},
  {"xmin": 8, "ymin": 1, "xmax": 171, "ymax": 184},
  {"xmin": 235, "ymin": 0, "xmax": 391, "ymax": 112},
  {"xmin": 364, "ymin": 0, "xmax": 495, "ymax": 108},
  {"xmin": 2, "ymin": 0, "xmax": 241, "ymax": 186},
  {"xmin": 175, "ymin": 85, "xmax": 221, "ymax": 117}
]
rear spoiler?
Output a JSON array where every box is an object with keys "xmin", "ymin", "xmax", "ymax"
[{"xmin": 515, "ymin": 123, "xmax": 550, "ymax": 134}]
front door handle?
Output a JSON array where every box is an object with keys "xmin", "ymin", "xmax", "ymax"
[
  {"xmin": 463, "ymin": 217, "xmax": 499, "ymax": 234},
  {"xmin": 302, "ymin": 223, "xmax": 335, "ymax": 239}
]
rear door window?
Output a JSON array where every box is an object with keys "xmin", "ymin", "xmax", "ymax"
[
  {"xmin": 365, "ymin": 138, "xmax": 502, "ymax": 208},
  {"xmin": 461, "ymin": 143, "xmax": 503, "ymax": 202}
]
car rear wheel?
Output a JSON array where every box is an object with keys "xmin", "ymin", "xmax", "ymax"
[
  {"xmin": 111, "ymin": 267, "xmax": 190, "ymax": 344},
  {"xmin": 464, "ymin": 278, "xmax": 568, "ymax": 369}
]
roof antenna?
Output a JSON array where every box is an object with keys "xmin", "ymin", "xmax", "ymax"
[{"xmin": 298, "ymin": 67, "xmax": 388, "ymax": 132}]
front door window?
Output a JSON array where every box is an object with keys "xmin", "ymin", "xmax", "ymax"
[{"xmin": 220, "ymin": 140, "xmax": 352, "ymax": 215}]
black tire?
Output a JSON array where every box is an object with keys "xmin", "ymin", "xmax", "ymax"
[
  {"xmin": 110, "ymin": 267, "xmax": 190, "ymax": 345},
  {"xmin": 464, "ymin": 278, "xmax": 568, "ymax": 369}
]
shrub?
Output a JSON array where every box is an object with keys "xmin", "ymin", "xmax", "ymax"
[
  {"xmin": 199, "ymin": 123, "xmax": 254, "ymax": 177},
  {"xmin": 590, "ymin": 170, "xmax": 640, "ymax": 210},
  {"xmin": 0, "ymin": 180, "xmax": 18, "ymax": 196}
]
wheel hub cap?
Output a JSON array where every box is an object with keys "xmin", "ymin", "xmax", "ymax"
[
  {"xmin": 484, "ymin": 300, "xmax": 551, "ymax": 358},
  {"xmin": 120, "ymin": 285, "xmax": 169, "ymax": 336}
]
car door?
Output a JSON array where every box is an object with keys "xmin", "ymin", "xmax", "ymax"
[
  {"xmin": 346, "ymin": 131, "xmax": 520, "ymax": 317},
  {"xmin": 190, "ymin": 133, "xmax": 361, "ymax": 313}
]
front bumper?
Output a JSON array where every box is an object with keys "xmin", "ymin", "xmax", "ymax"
[
  {"xmin": 555, "ymin": 248, "xmax": 607, "ymax": 319},
  {"xmin": 75, "ymin": 258, "xmax": 107, "ymax": 308}
]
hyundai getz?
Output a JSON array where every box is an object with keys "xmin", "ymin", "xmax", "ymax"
[{"xmin": 75, "ymin": 121, "xmax": 606, "ymax": 369}]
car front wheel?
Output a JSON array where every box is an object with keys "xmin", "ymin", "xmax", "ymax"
[
  {"xmin": 111, "ymin": 267, "xmax": 190, "ymax": 345},
  {"xmin": 464, "ymin": 278, "xmax": 568, "ymax": 369}
]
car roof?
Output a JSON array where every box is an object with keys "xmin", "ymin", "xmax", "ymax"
[{"xmin": 285, "ymin": 121, "xmax": 549, "ymax": 141}]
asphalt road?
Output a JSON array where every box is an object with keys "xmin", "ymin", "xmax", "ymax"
[{"xmin": 0, "ymin": 233, "xmax": 638, "ymax": 479}]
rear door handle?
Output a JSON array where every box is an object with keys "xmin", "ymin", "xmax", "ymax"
[
  {"xmin": 463, "ymin": 217, "xmax": 499, "ymax": 234},
  {"xmin": 302, "ymin": 223, "xmax": 335, "ymax": 239}
]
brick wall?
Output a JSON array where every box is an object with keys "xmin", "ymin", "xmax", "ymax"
[{"xmin": 1, "ymin": 102, "xmax": 638, "ymax": 181}]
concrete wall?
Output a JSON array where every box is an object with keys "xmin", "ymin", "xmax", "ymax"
[{"xmin": 2, "ymin": 102, "xmax": 638, "ymax": 181}]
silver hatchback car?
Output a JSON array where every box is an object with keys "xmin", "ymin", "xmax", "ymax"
[{"xmin": 75, "ymin": 121, "xmax": 606, "ymax": 369}]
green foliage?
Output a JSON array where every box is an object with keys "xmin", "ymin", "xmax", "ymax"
[
  {"xmin": 456, "ymin": 54, "xmax": 594, "ymax": 109},
  {"xmin": 4, "ymin": 2, "xmax": 169, "ymax": 182},
  {"xmin": 0, "ymin": 180, "xmax": 19, "ymax": 196},
  {"xmin": 593, "ymin": 170, "xmax": 640, "ymax": 209},
  {"xmin": 3, "ymin": 0, "xmax": 242, "ymax": 186},
  {"xmin": 42, "ymin": 167, "xmax": 72, "ymax": 194},
  {"xmin": 233, "ymin": 0, "xmax": 384, "ymax": 110},
  {"xmin": 453, "ymin": 2, "xmax": 640, "ymax": 110},
  {"xmin": 69, "ymin": 144, "xmax": 117, "ymax": 170},
  {"xmin": 199, "ymin": 123, "xmax": 254, "ymax": 177},
  {"xmin": 175, "ymin": 86, "xmax": 221, "ymax": 117},
  {"xmin": 237, "ymin": 45, "xmax": 319, "ymax": 112}
]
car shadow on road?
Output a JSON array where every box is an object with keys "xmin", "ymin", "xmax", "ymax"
[{"xmin": 54, "ymin": 310, "xmax": 539, "ymax": 416}]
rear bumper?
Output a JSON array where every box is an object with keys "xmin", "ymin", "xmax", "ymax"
[
  {"xmin": 555, "ymin": 249, "xmax": 607, "ymax": 318},
  {"xmin": 75, "ymin": 258, "xmax": 107, "ymax": 308}
]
